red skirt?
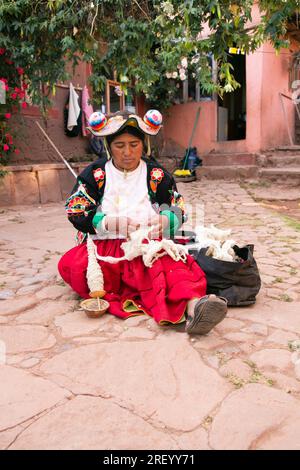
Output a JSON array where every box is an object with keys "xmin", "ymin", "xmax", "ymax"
[{"xmin": 58, "ymin": 239, "xmax": 207, "ymax": 325}]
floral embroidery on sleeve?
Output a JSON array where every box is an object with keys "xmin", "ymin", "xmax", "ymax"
[
  {"xmin": 65, "ymin": 184, "xmax": 96, "ymax": 217},
  {"xmin": 150, "ymin": 168, "xmax": 164, "ymax": 193},
  {"xmin": 93, "ymin": 168, "xmax": 105, "ymax": 189}
]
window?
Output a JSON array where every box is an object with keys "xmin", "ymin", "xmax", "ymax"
[
  {"xmin": 103, "ymin": 80, "xmax": 125, "ymax": 114},
  {"xmin": 124, "ymin": 87, "xmax": 136, "ymax": 113},
  {"xmin": 290, "ymin": 52, "xmax": 300, "ymax": 90},
  {"xmin": 101, "ymin": 80, "xmax": 137, "ymax": 114},
  {"xmin": 175, "ymin": 54, "xmax": 214, "ymax": 104}
]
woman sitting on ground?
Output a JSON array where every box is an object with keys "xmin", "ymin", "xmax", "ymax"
[{"xmin": 58, "ymin": 110, "xmax": 227, "ymax": 334}]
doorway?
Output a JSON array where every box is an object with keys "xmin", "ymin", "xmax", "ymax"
[{"xmin": 218, "ymin": 51, "xmax": 247, "ymax": 141}]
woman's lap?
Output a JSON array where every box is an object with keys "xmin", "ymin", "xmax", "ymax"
[{"xmin": 58, "ymin": 240, "xmax": 207, "ymax": 323}]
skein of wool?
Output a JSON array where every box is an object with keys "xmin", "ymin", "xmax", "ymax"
[
  {"xmin": 86, "ymin": 235, "xmax": 106, "ymax": 298},
  {"xmin": 92, "ymin": 227, "xmax": 188, "ymax": 268}
]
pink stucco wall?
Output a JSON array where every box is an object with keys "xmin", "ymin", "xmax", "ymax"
[
  {"xmin": 260, "ymin": 42, "xmax": 295, "ymax": 149},
  {"xmin": 162, "ymin": 101, "xmax": 216, "ymax": 154},
  {"xmin": 163, "ymin": 2, "xmax": 297, "ymax": 155},
  {"xmin": 163, "ymin": 42, "xmax": 296, "ymax": 155}
]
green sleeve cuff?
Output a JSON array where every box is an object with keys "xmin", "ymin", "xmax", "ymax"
[
  {"xmin": 92, "ymin": 212, "xmax": 106, "ymax": 229},
  {"xmin": 160, "ymin": 210, "xmax": 180, "ymax": 237}
]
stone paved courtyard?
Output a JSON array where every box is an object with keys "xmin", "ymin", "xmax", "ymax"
[{"xmin": 0, "ymin": 180, "xmax": 300, "ymax": 450}]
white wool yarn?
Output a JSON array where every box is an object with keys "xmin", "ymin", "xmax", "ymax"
[
  {"xmin": 142, "ymin": 238, "xmax": 187, "ymax": 266},
  {"xmin": 194, "ymin": 224, "xmax": 238, "ymax": 262},
  {"xmin": 195, "ymin": 224, "xmax": 231, "ymax": 242},
  {"xmin": 86, "ymin": 235, "xmax": 104, "ymax": 293},
  {"xmin": 93, "ymin": 227, "xmax": 188, "ymax": 268}
]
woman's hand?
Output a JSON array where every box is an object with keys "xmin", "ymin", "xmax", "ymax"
[
  {"xmin": 104, "ymin": 215, "xmax": 169, "ymax": 239},
  {"xmin": 104, "ymin": 216, "xmax": 132, "ymax": 237},
  {"xmin": 127, "ymin": 219, "xmax": 141, "ymax": 235},
  {"xmin": 147, "ymin": 214, "xmax": 169, "ymax": 239}
]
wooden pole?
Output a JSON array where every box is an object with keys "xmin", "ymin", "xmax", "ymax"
[{"xmin": 35, "ymin": 121, "xmax": 78, "ymax": 179}]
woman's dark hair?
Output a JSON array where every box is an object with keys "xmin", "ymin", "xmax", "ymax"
[{"xmin": 106, "ymin": 125, "xmax": 145, "ymax": 146}]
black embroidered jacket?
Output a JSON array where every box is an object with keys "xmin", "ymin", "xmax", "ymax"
[{"xmin": 65, "ymin": 156, "xmax": 186, "ymax": 241}]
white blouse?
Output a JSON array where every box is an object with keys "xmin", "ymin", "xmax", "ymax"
[{"xmin": 93, "ymin": 159, "xmax": 158, "ymax": 239}]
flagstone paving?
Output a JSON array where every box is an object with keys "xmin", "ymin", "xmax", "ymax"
[{"xmin": 0, "ymin": 181, "xmax": 299, "ymax": 450}]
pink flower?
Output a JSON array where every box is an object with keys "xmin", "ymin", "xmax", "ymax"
[
  {"xmin": 0, "ymin": 48, "xmax": 6, "ymax": 55},
  {"xmin": 11, "ymin": 93, "xmax": 17, "ymax": 100},
  {"xmin": 14, "ymin": 149, "xmax": 20, "ymax": 154},
  {"xmin": 3, "ymin": 144, "xmax": 9, "ymax": 152},
  {"xmin": 17, "ymin": 67, "xmax": 24, "ymax": 75},
  {"xmin": 21, "ymin": 102, "xmax": 27, "ymax": 109},
  {"xmin": 4, "ymin": 113, "xmax": 11, "ymax": 119}
]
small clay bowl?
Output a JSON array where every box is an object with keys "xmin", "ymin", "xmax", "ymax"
[{"xmin": 80, "ymin": 298, "xmax": 109, "ymax": 318}]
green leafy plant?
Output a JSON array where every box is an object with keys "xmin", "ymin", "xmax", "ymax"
[
  {"xmin": 0, "ymin": 48, "xmax": 29, "ymax": 164},
  {"xmin": 0, "ymin": 1, "xmax": 299, "ymax": 117}
]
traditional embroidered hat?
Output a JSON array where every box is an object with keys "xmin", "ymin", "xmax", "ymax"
[{"xmin": 87, "ymin": 109, "xmax": 162, "ymax": 137}]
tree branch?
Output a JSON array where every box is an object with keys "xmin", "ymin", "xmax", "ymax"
[
  {"xmin": 90, "ymin": 1, "xmax": 99, "ymax": 37},
  {"xmin": 132, "ymin": 0, "xmax": 151, "ymax": 21}
]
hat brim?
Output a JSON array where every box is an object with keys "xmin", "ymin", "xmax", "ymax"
[{"xmin": 87, "ymin": 115, "xmax": 161, "ymax": 137}]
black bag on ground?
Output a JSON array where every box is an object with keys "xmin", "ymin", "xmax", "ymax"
[{"xmin": 189, "ymin": 244, "xmax": 261, "ymax": 306}]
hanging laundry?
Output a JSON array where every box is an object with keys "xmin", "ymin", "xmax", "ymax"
[
  {"xmin": 67, "ymin": 82, "xmax": 81, "ymax": 131},
  {"xmin": 81, "ymin": 84, "xmax": 94, "ymax": 136},
  {"xmin": 63, "ymin": 83, "xmax": 82, "ymax": 137}
]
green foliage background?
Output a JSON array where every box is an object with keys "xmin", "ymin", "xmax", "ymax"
[{"xmin": 0, "ymin": 0, "xmax": 299, "ymax": 111}]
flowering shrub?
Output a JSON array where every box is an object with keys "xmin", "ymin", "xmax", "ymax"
[
  {"xmin": 0, "ymin": 48, "xmax": 28, "ymax": 165},
  {"xmin": 0, "ymin": 1, "xmax": 298, "ymax": 115}
]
